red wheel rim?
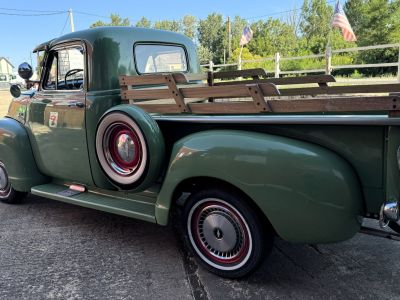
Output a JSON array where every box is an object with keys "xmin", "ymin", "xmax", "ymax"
[
  {"xmin": 190, "ymin": 200, "xmax": 251, "ymax": 267},
  {"xmin": 103, "ymin": 122, "xmax": 143, "ymax": 176}
]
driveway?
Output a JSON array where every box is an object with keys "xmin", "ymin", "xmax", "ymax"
[{"xmin": 0, "ymin": 194, "xmax": 399, "ymax": 299}]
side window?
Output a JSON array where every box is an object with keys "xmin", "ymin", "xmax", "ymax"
[
  {"xmin": 43, "ymin": 46, "xmax": 85, "ymax": 90},
  {"xmin": 134, "ymin": 44, "xmax": 188, "ymax": 74},
  {"xmin": 45, "ymin": 55, "xmax": 57, "ymax": 89}
]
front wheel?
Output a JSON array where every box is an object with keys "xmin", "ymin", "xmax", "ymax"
[
  {"xmin": 182, "ymin": 188, "xmax": 273, "ymax": 278},
  {"xmin": 0, "ymin": 162, "xmax": 27, "ymax": 204},
  {"xmin": 389, "ymin": 221, "xmax": 400, "ymax": 234}
]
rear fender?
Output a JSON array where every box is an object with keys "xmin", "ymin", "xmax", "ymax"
[
  {"xmin": 156, "ymin": 130, "xmax": 363, "ymax": 244},
  {"xmin": 0, "ymin": 117, "xmax": 48, "ymax": 191}
]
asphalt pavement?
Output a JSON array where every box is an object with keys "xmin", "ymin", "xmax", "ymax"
[{"xmin": 0, "ymin": 194, "xmax": 399, "ymax": 300}]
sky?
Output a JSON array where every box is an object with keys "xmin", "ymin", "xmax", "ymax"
[{"xmin": 0, "ymin": 0, "xmax": 331, "ymax": 70}]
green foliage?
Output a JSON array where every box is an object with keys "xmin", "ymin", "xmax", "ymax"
[
  {"xmin": 135, "ymin": 17, "xmax": 151, "ymax": 28},
  {"xmin": 300, "ymin": 0, "xmax": 333, "ymax": 53},
  {"xmin": 197, "ymin": 45, "xmax": 213, "ymax": 64},
  {"xmin": 182, "ymin": 15, "xmax": 197, "ymax": 39},
  {"xmin": 154, "ymin": 20, "xmax": 181, "ymax": 32},
  {"xmin": 344, "ymin": 0, "xmax": 400, "ymax": 75},
  {"xmin": 90, "ymin": 13, "xmax": 130, "ymax": 28},
  {"xmin": 88, "ymin": 0, "xmax": 400, "ymax": 77},
  {"xmin": 198, "ymin": 13, "xmax": 227, "ymax": 64},
  {"xmin": 230, "ymin": 16, "xmax": 247, "ymax": 52},
  {"xmin": 228, "ymin": 48, "xmax": 273, "ymax": 70},
  {"xmin": 249, "ymin": 18, "xmax": 298, "ymax": 57}
]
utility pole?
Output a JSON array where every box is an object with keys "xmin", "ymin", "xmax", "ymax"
[
  {"xmin": 68, "ymin": 9, "xmax": 75, "ymax": 32},
  {"xmin": 227, "ymin": 16, "xmax": 231, "ymax": 59}
]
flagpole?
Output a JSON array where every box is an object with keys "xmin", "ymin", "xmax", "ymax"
[
  {"xmin": 327, "ymin": 0, "xmax": 339, "ymax": 50},
  {"xmin": 325, "ymin": 0, "xmax": 339, "ymax": 75},
  {"xmin": 238, "ymin": 45, "xmax": 244, "ymax": 70}
]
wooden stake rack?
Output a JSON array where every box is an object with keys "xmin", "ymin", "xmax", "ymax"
[{"xmin": 119, "ymin": 68, "xmax": 400, "ymax": 115}]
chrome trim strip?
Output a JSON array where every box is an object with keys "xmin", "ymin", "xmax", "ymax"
[{"xmin": 152, "ymin": 115, "xmax": 400, "ymax": 125}]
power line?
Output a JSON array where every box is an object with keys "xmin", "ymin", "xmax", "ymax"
[
  {"xmin": 74, "ymin": 10, "xmax": 109, "ymax": 19},
  {"xmin": 0, "ymin": 11, "xmax": 66, "ymax": 16},
  {"xmin": 0, "ymin": 7, "xmax": 65, "ymax": 13},
  {"xmin": 60, "ymin": 13, "xmax": 70, "ymax": 35},
  {"xmin": 243, "ymin": 0, "xmax": 337, "ymax": 20}
]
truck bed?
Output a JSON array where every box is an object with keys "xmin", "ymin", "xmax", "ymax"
[{"xmin": 119, "ymin": 68, "xmax": 400, "ymax": 115}]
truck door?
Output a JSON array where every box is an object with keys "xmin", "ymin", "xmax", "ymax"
[{"xmin": 27, "ymin": 43, "xmax": 93, "ymax": 185}]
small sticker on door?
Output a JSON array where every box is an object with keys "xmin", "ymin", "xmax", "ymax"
[{"xmin": 49, "ymin": 112, "xmax": 58, "ymax": 128}]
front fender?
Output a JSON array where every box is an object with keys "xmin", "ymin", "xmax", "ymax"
[
  {"xmin": 156, "ymin": 130, "xmax": 363, "ymax": 244},
  {"xmin": 0, "ymin": 117, "xmax": 48, "ymax": 191}
]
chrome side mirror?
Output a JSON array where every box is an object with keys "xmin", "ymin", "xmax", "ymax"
[
  {"xmin": 18, "ymin": 62, "xmax": 33, "ymax": 80},
  {"xmin": 10, "ymin": 84, "xmax": 21, "ymax": 98}
]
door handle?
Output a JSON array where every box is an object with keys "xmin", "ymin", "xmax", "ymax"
[{"xmin": 75, "ymin": 102, "xmax": 85, "ymax": 108}]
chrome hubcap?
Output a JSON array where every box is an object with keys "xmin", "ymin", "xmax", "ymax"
[
  {"xmin": 116, "ymin": 133, "xmax": 135, "ymax": 163},
  {"xmin": 202, "ymin": 213, "xmax": 238, "ymax": 253},
  {"xmin": 0, "ymin": 167, "xmax": 7, "ymax": 190},
  {"xmin": 188, "ymin": 198, "xmax": 252, "ymax": 271}
]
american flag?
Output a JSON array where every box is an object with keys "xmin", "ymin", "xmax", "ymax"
[
  {"xmin": 332, "ymin": 1, "xmax": 357, "ymax": 42},
  {"xmin": 240, "ymin": 25, "xmax": 253, "ymax": 46}
]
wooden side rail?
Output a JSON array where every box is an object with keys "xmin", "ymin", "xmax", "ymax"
[
  {"xmin": 119, "ymin": 72, "xmax": 400, "ymax": 115},
  {"xmin": 120, "ymin": 73, "xmax": 189, "ymax": 86},
  {"xmin": 211, "ymin": 68, "xmax": 336, "ymax": 87},
  {"xmin": 133, "ymin": 96, "xmax": 400, "ymax": 115},
  {"xmin": 212, "ymin": 68, "xmax": 268, "ymax": 80},
  {"xmin": 120, "ymin": 72, "xmax": 281, "ymax": 113}
]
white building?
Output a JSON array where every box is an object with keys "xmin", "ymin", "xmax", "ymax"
[{"xmin": 0, "ymin": 57, "xmax": 14, "ymax": 76}]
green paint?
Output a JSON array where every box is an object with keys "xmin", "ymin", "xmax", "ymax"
[
  {"xmin": 156, "ymin": 130, "xmax": 363, "ymax": 243},
  {"xmin": 0, "ymin": 118, "xmax": 49, "ymax": 191},
  {"xmin": 1, "ymin": 27, "xmax": 398, "ymax": 245}
]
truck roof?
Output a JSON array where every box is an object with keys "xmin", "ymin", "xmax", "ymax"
[{"xmin": 34, "ymin": 27, "xmax": 200, "ymax": 91}]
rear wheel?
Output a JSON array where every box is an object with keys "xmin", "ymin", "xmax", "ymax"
[
  {"xmin": 0, "ymin": 162, "xmax": 27, "ymax": 204},
  {"xmin": 182, "ymin": 188, "xmax": 273, "ymax": 278}
]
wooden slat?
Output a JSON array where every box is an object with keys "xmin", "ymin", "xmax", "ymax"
[
  {"xmin": 134, "ymin": 96, "xmax": 399, "ymax": 114},
  {"xmin": 164, "ymin": 74, "xmax": 190, "ymax": 113},
  {"xmin": 280, "ymin": 84, "xmax": 400, "ymax": 96},
  {"xmin": 119, "ymin": 73, "xmax": 189, "ymax": 87},
  {"xmin": 122, "ymin": 89, "xmax": 172, "ymax": 100},
  {"xmin": 122, "ymin": 82, "xmax": 280, "ymax": 100},
  {"xmin": 246, "ymin": 84, "xmax": 271, "ymax": 112},
  {"xmin": 268, "ymin": 96, "xmax": 399, "ymax": 112},
  {"xmin": 213, "ymin": 68, "xmax": 267, "ymax": 80},
  {"xmin": 214, "ymin": 75, "xmax": 336, "ymax": 86}
]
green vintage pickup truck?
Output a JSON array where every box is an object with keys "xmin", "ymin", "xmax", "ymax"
[{"xmin": 3, "ymin": 27, "xmax": 400, "ymax": 278}]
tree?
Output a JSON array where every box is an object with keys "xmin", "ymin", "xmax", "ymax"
[
  {"xmin": 135, "ymin": 17, "xmax": 151, "ymax": 28},
  {"xmin": 229, "ymin": 47, "xmax": 266, "ymax": 70},
  {"xmin": 345, "ymin": 0, "xmax": 399, "ymax": 45},
  {"xmin": 197, "ymin": 45, "xmax": 213, "ymax": 64},
  {"xmin": 90, "ymin": 13, "xmax": 130, "ymax": 28},
  {"xmin": 345, "ymin": 0, "xmax": 400, "ymax": 74},
  {"xmin": 230, "ymin": 16, "xmax": 248, "ymax": 53},
  {"xmin": 300, "ymin": 0, "xmax": 334, "ymax": 53},
  {"xmin": 249, "ymin": 18, "xmax": 298, "ymax": 57},
  {"xmin": 154, "ymin": 20, "xmax": 181, "ymax": 32},
  {"xmin": 182, "ymin": 15, "xmax": 197, "ymax": 39},
  {"xmin": 198, "ymin": 13, "xmax": 227, "ymax": 64}
]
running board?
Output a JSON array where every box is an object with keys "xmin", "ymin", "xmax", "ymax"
[
  {"xmin": 31, "ymin": 183, "xmax": 156, "ymax": 223},
  {"xmin": 359, "ymin": 226, "xmax": 400, "ymax": 241}
]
